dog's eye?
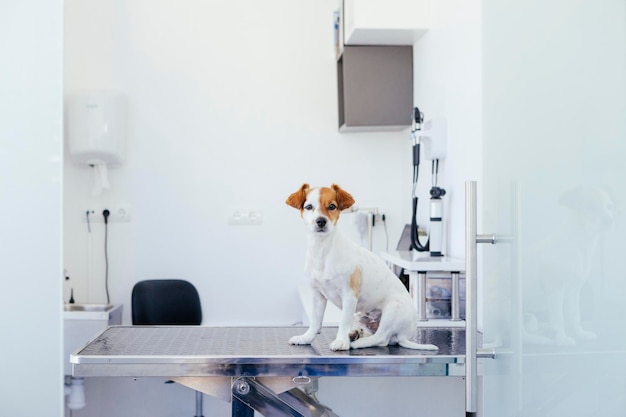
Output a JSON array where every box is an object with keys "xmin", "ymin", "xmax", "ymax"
[
  {"xmin": 304, "ymin": 204, "xmax": 313, "ymax": 210},
  {"xmin": 328, "ymin": 203, "xmax": 337, "ymax": 211}
]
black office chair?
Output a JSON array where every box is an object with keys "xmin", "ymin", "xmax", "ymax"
[{"xmin": 131, "ymin": 279, "xmax": 204, "ymax": 417}]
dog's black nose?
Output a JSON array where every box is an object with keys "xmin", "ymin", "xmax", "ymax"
[{"xmin": 316, "ymin": 217, "xmax": 327, "ymax": 228}]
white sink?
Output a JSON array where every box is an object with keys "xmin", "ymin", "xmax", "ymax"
[
  {"xmin": 63, "ymin": 303, "xmax": 123, "ymax": 375},
  {"xmin": 64, "ymin": 303, "xmax": 114, "ymax": 312}
]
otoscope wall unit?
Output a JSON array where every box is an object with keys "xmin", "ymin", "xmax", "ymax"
[{"xmin": 409, "ymin": 110, "xmax": 449, "ymax": 258}]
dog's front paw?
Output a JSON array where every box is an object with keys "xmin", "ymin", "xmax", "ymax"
[
  {"xmin": 573, "ymin": 328, "xmax": 597, "ymax": 341},
  {"xmin": 554, "ymin": 333, "xmax": 576, "ymax": 346},
  {"xmin": 289, "ymin": 334, "xmax": 315, "ymax": 345},
  {"xmin": 330, "ymin": 337, "xmax": 351, "ymax": 351}
]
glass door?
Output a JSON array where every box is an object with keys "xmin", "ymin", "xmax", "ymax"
[{"xmin": 481, "ymin": 1, "xmax": 626, "ymax": 416}]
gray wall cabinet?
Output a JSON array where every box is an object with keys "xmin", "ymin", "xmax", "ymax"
[{"xmin": 337, "ymin": 45, "xmax": 413, "ymax": 131}]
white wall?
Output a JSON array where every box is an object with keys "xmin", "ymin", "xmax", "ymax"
[
  {"xmin": 0, "ymin": 1, "xmax": 64, "ymax": 416},
  {"xmin": 412, "ymin": 0, "xmax": 483, "ymax": 257},
  {"xmin": 63, "ymin": 1, "xmax": 482, "ymax": 416},
  {"xmin": 63, "ymin": 0, "xmax": 412, "ymax": 325}
]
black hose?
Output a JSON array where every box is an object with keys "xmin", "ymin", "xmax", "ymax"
[{"xmin": 410, "ymin": 196, "xmax": 429, "ymax": 252}]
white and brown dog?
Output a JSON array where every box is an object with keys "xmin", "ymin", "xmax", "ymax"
[{"xmin": 286, "ymin": 183, "xmax": 438, "ymax": 351}]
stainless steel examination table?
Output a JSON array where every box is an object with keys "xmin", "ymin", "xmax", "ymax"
[
  {"xmin": 71, "ymin": 325, "xmax": 493, "ymax": 417},
  {"xmin": 71, "ymin": 183, "xmax": 498, "ymax": 416}
]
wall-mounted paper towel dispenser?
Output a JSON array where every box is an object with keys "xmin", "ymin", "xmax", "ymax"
[{"xmin": 66, "ymin": 91, "xmax": 127, "ymax": 195}]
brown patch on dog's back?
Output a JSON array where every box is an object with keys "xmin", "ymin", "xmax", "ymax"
[{"xmin": 349, "ymin": 267, "xmax": 362, "ymax": 299}]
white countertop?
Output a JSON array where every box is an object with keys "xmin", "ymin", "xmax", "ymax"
[
  {"xmin": 63, "ymin": 303, "xmax": 123, "ymax": 320},
  {"xmin": 380, "ymin": 251, "xmax": 465, "ymax": 272}
]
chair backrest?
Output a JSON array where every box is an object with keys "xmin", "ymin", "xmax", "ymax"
[{"xmin": 131, "ymin": 279, "xmax": 202, "ymax": 325}]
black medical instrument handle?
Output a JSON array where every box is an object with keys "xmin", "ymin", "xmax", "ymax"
[
  {"xmin": 411, "ymin": 196, "xmax": 429, "ymax": 252},
  {"xmin": 410, "ymin": 107, "xmax": 430, "ymax": 252},
  {"xmin": 413, "ymin": 143, "xmax": 420, "ymax": 167},
  {"xmin": 413, "ymin": 106, "xmax": 423, "ymax": 125},
  {"xmin": 410, "ymin": 139, "xmax": 429, "ymax": 252}
]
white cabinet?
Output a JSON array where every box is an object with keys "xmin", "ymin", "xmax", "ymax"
[
  {"xmin": 334, "ymin": 0, "xmax": 427, "ymax": 131},
  {"xmin": 342, "ymin": 0, "xmax": 429, "ymax": 46}
]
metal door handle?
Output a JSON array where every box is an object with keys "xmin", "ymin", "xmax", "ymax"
[{"xmin": 465, "ymin": 181, "xmax": 496, "ymax": 416}]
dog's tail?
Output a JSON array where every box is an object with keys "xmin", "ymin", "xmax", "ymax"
[
  {"xmin": 350, "ymin": 332, "xmax": 439, "ymax": 350},
  {"xmin": 398, "ymin": 339, "xmax": 438, "ymax": 350}
]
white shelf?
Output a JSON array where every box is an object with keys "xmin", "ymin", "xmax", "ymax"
[
  {"xmin": 345, "ymin": 28, "xmax": 427, "ymax": 46},
  {"xmin": 380, "ymin": 251, "xmax": 465, "ymax": 272},
  {"xmin": 343, "ymin": 0, "xmax": 429, "ymax": 46}
]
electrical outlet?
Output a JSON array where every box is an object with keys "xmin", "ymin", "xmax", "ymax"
[
  {"xmin": 229, "ymin": 209, "xmax": 263, "ymax": 226},
  {"xmin": 82, "ymin": 205, "xmax": 132, "ymax": 223},
  {"xmin": 113, "ymin": 205, "xmax": 131, "ymax": 222}
]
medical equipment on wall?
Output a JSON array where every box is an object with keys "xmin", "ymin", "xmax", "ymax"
[
  {"xmin": 409, "ymin": 107, "xmax": 447, "ymax": 257},
  {"xmin": 66, "ymin": 91, "xmax": 127, "ymax": 196},
  {"xmin": 350, "ymin": 207, "xmax": 387, "ymax": 251}
]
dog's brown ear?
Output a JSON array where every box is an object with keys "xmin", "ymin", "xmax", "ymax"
[
  {"xmin": 331, "ymin": 184, "xmax": 355, "ymax": 210},
  {"xmin": 286, "ymin": 183, "xmax": 310, "ymax": 209}
]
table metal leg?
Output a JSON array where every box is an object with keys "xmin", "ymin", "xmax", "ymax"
[
  {"xmin": 231, "ymin": 397, "xmax": 254, "ymax": 417},
  {"xmin": 450, "ymin": 271, "xmax": 461, "ymax": 321},
  {"xmin": 417, "ymin": 272, "xmax": 427, "ymax": 321},
  {"xmin": 279, "ymin": 387, "xmax": 340, "ymax": 417},
  {"xmin": 231, "ymin": 377, "xmax": 340, "ymax": 417},
  {"xmin": 194, "ymin": 390, "xmax": 204, "ymax": 417},
  {"xmin": 233, "ymin": 377, "xmax": 298, "ymax": 416}
]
